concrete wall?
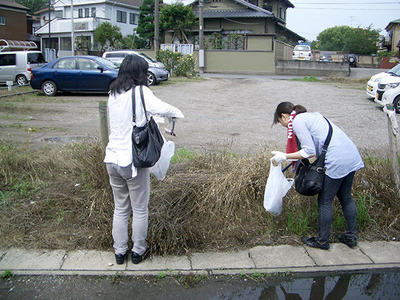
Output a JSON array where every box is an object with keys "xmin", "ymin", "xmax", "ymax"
[
  {"xmin": 204, "ymin": 50, "xmax": 275, "ymax": 74},
  {"xmin": 276, "ymin": 60, "xmax": 350, "ymax": 77}
]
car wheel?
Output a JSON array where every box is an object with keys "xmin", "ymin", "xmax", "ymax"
[
  {"xmin": 147, "ymin": 72, "xmax": 157, "ymax": 86},
  {"xmin": 394, "ymin": 96, "xmax": 400, "ymax": 114},
  {"xmin": 16, "ymin": 75, "xmax": 28, "ymax": 86},
  {"xmin": 41, "ymin": 80, "xmax": 57, "ymax": 96}
]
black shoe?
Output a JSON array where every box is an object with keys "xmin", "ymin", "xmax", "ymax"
[
  {"xmin": 336, "ymin": 233, "xmax": 357, "ymax": 248},
  {"xmin": 115, "ymin": 252, "xmax": 127, "ymax": 265},
  {"xmin": 131, "ymin": 248, "xmax": 150, "ymax": 264},
  {"xmin": 301, "ymin": 236, "xmax": 330, "ymax": 250}
]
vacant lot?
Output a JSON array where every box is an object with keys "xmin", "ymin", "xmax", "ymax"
[{"xmin": 0, "ymin": 77, "xmax": 397, "ymax": 154}]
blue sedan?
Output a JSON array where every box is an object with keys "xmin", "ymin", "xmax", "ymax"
[{"xmin": 30, "ymin": 56, "xmax": 119, "ymax": 96}]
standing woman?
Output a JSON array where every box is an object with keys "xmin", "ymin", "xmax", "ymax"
[
  {"xmin": 104, "ymin": 55, "xmax": 184, "ymax": 264},
  {"xmin": 271, "ymin": 102, "xmax": 364, "ymax": 250}
]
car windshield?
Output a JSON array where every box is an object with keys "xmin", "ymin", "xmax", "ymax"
[
  {"xmin": 388, "ymin": 64, "xmax": 400, "ymax": 75},
  {"xmin": 294, "ymin": 45, "xmax": 310, "ymax": 51},
  {"xmin": 139, "ymin": 52, "xmax": 157, "ymax": 63},
  {"xmin": 96, "ymin": 57, "xmax": 118, "ymax": 69}
]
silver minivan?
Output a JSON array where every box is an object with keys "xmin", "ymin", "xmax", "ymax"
[{"xmin": 0, "ymin": 51, "xmax": 47, "ymax": 86}]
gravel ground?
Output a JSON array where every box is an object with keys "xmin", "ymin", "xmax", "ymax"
[{"xmin": 0, "ymin": 77, "xmax": 397, "ymax": 155}]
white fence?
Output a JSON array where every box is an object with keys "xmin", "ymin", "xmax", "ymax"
[{"xmin": 160, "ymin": 44, "xmax": 194, "ymax": 55}]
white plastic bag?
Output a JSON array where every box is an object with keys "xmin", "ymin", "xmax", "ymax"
[
  {"xmin": 263, "ymin": 159, "xmax": 294, "ymax": 216},
  {"xmin": 150, "ymin": 140, "xmax": 175, "ymax": 181}
]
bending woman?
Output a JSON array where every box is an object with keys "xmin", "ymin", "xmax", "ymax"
[
  {"xmin": 104, "ymin": 55, "xmax": 184, "ymax": 264},
  {"xmin": 271, "ymin": 102, "xmax": 364, "ymax": 250}
]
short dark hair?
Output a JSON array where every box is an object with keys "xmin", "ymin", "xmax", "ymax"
[
  {"xmin": 273, "ymin": 102, "xmax": 307, "ymax": 124},
  {"xmin": 110, "ymin": 54, "xmax": 148, "ymax": 95}
]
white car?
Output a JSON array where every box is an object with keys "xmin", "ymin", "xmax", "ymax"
[
  {"xmin": 374, "ymin": 74, "xmax": 400, "ymax": 112},
  {"xmin": 381, "ymin": 84, "xmax": 400, "ymax": 113},
  {"xmin": 292, "ymin": 44, "xmax": 312, "ymax": 61},
  {"xmin": 366, "ymin": 64, "xmax": 400, "ymax": 98},
  {"xmin": 102, "ymin": 50, "xmax": 169, "ymax": 86}
]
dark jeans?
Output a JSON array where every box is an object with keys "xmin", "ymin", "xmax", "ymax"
[{"xmin": 317, "ymin": 171, "xmax": 357, "ymax": 243}]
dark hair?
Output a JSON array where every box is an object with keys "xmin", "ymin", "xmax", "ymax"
[
  {"xmin": 110, "ymin": 54, "xmax": 148, "ymax": 95},
  {"xmin": 273, "ymin": 102, "xmax": 307, "ymax": 124}
]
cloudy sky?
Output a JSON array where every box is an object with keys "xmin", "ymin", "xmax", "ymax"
[
  {"xmin": 166, "ymin": 0, "xmax": 400, "ymax": 41},
  {"xmin": 286, "ymin": 0, "xmax": 400, "ymax": 41}
]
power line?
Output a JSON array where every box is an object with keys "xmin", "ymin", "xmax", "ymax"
[
  {"xmin": 296, "ymin": 2, "xmax": 400, "ymax": 4},
  {"xmin": 294, "ymin": 7, "xmax": 400, "ymax": 10}
]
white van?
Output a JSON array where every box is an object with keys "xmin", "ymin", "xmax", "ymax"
[
  {"xmin": 0, "ymin": 51, "xmax": 47, "ymax": 86},
  {"xmin": 292, "ymin": 44, "xmax": 312, "ymax": 61}
]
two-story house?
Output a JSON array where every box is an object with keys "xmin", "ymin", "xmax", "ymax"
[
  {"xmin": 0, "ymin": 0, "xmax": 29, "ymax": 41},
  {"xmin": 34, "ymin": 0, "xmax": 141, "ymax": 56},
  {"xmin": 162, "ymin": 0, "xmax": 302, "ymax": 74}
]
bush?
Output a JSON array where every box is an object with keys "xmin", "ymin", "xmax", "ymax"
[{"xmin": 156, "ymin": 50, "xmax": 197, "ymax": 77}]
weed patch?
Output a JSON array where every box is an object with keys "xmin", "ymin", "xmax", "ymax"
[{"xmin": 0, "ymin": 140, "xmax": 398, "ymax": 254}]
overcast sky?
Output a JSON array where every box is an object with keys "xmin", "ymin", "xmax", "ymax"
[
  {"xmin": 166, "ymin": 0, "xmax": 400, "ymax": 42},
  {"xmin": 286, "ymin": 0, "xmax": 400, "ymax": 41}
]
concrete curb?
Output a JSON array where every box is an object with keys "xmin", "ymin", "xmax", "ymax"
[
  {"xmin": 0, "ymin": 90, "xmax": 36, "ymax": 98},
  {"xmin": 1, "ymin": 241, "xmax": 399, "ymax": 276}
]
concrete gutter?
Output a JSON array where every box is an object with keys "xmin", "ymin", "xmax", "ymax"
[{"xmin": 0, "ymin": 241, "xmax": 399, "ymax": 276}]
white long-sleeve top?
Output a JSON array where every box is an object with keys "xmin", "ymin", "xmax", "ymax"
[{"xmin": 104, "ymin": 85, "xmax": 184, "ymax": 177}]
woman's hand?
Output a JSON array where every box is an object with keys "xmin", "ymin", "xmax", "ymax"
[{"xmin": 271, "ymin": 151, "xmax": 287, "ymax": 163}]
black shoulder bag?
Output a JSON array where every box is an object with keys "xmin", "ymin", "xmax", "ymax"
[
  {"xmin": 131, "ymin": 86, "xmax": 164, "ymax": 168},
  {"xmin": 294, "ymin": 118, "xmax": 333, "ymax": 196}
]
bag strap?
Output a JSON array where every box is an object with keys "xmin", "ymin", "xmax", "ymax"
[
  {"xmin": 131, "ymin": 85, "xmax": 149, "ymax": 124},
  {"xmin": 321, "ymin": 117, "xmax": 333, "ymax": 154}
]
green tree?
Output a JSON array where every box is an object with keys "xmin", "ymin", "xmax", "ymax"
[
  {"xmin": 136, "ymin": 0, "xmax": 163, "ymax": 48},
  {"xmin": 314, "ymin": 25, "xmax": 380, "ymax": 54},
  {"xmin": 16, "ymin": 0, "xmax": 47, "ymax": 15},
  {"xmin": 160, "ymin": 3, "xmax": 197, "ymax": 44},
  {"xmin": 94, "ymin": 22, "xmax": 122, "ymax": 50}
]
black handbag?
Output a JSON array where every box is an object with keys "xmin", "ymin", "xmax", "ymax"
[
  {"xmin": 294, "ymin": 117, "xmax": 333, "ymax": 196},
  {"xmin": 131, "ymin": 86, "xmax": 164, "ymax": 168}
]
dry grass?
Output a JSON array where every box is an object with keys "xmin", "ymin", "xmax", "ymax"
[{"xmin": 0, "ymin": 140, "xmax": 399, "ymax": 255}]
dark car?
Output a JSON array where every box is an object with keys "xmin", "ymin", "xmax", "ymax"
[
  {"xmin": 30, "ymin": 56, "xmax": 119, "ymax": 96},
  {"xmin": 319, "ymin": 54, "xmax": 332, "ymax": 63}
]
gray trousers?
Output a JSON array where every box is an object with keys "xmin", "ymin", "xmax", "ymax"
[{"xmin": 106, "ymin": 163, "xmax": 150, "ymax": 256}]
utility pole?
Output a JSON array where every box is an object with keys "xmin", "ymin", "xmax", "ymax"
[
  {"xmin": 199, "ymin": 0, "xmax": 204, "ymax": 73},
  {"xmin": 154, "ymin": 0, "xmax": 159, "ymax": 57},
  {"xmin": 71, "ymin": 0, "xmax": 74, "ymax": 55},
  {"xmin": 48, "ymin": 0, "xmax": 51, "ymax": 48}
]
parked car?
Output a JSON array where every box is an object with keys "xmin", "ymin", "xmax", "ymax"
[
  {"xmin": 374, "ymin": 72, "xmax": 400, "ymax": 110},
  {"xmin": 319, "ymin": 54, "xmax": 332, "ymax": 63},
  {"xmin": 102, "ymin": 50, "xmax": 169, "ymax": 86},
  {"xmin": 292, "ymin": 43, "xmax": 312, "ymax": 61},
  {"xmin": 380, "ymin": 83, "xmax": 400, "ymax": 113},
  {"xmin": 0, "ymin": 51, "xmax": 47, "ymax": 86},
  {"xmin": 366, "ymin": 63, "xmax": 400, "ymax": 99},
  {"xmin": 30, "ymin": 56, "xmax": 119, "ymax": 96}
]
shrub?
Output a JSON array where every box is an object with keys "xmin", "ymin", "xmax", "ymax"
[{"xmin": 156, "ymin": 50, "xmax": 197, "ymax": 77}]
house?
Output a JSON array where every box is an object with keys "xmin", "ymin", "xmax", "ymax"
[
  {"xmin": 0, "ymin": 0, "xmax": 29, "ymax": 41},
  {"xmin": 385, "ymin": 18, "xmax": 400, "ymax": 53},
  {"xmin": 163, "ymin": 0, "xmax": 303, "ymax": 74},
  {"xmin": 34, "ymin": 0, "xmax": 142, "ymax": 56}
]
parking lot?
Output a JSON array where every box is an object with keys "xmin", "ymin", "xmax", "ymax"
[{"xmin": 0, "ymin": 77, "xmax": 397, "ymax": 155}]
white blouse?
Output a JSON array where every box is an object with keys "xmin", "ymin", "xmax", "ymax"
[{"xmin": 104, "ymin": 85, "xmax": 184, "ymax": 177}]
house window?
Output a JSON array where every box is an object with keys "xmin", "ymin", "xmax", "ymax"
[
  {"xmin": 129, "ymin": 13, "xmax": 137, "ymax": 25},
  {"xmin": 91, "ymin": 7, "xmax": 96, "ymax": 17},
  {"xmin": 55, "ymin": 10, "xmax": 63, "ymax": 18},
  {"xmin": 279, "ymin": 7, "xmax": 285, "ymax": 19},
  {"xmin": 0, "ymin": 16, "xmax": 5, "ymax": 25},
  {"xmin": 78, "ymin": 8, "xmax": 83, "ymax": 18},
  {"xmin": 60, "ymin": 37, "xmax": 72, "ymax": 51},
  {"xmin": 85, "ymin": 8, "xmax": 89, "ymax": 17},
  {"xmin": 117, "ymin": 10, "xmax": 127, "ymax": 23}
]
